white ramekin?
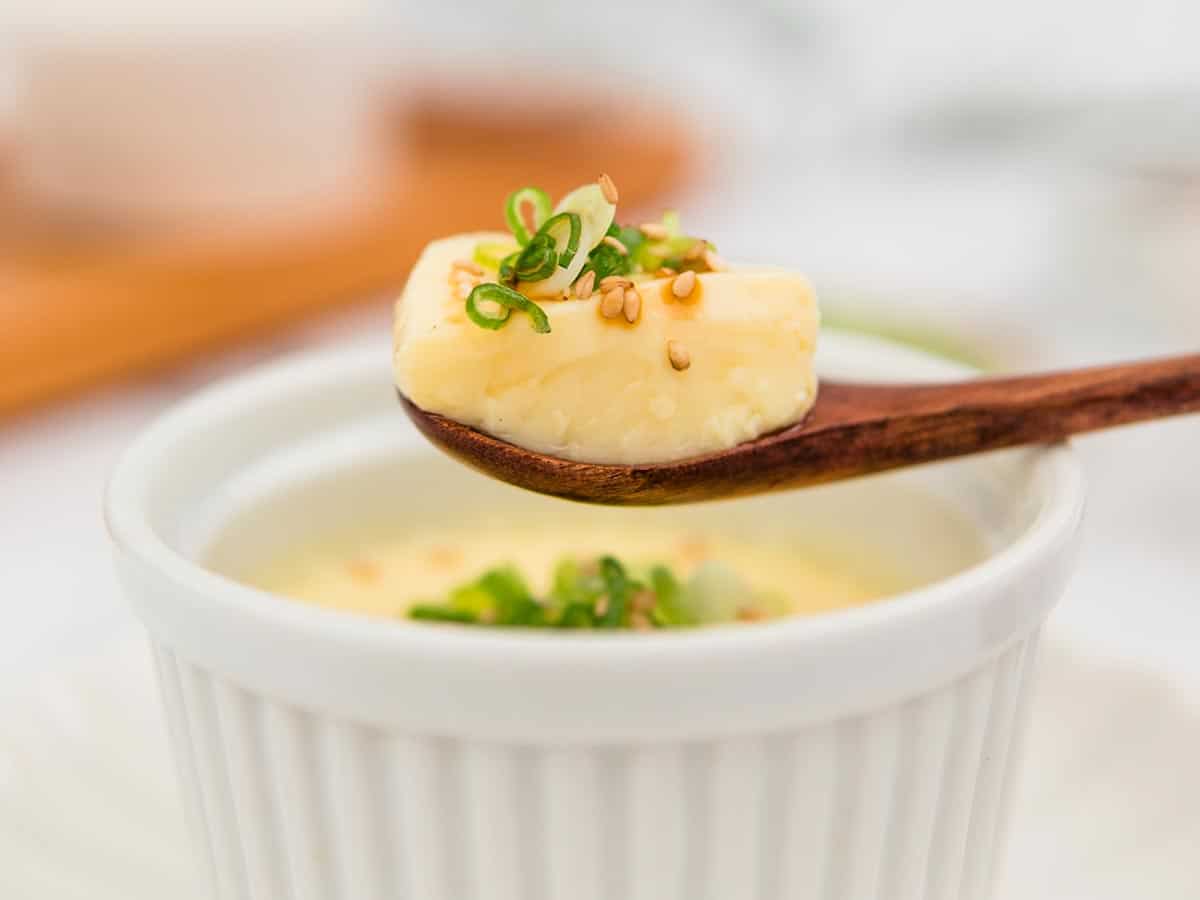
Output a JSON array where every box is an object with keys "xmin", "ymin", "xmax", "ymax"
[{"xmin": 105, "ymin": 332, "xmax": 1084, "ymax": 900}]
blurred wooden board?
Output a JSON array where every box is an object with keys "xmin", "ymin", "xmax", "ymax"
[{"xmin": 0, "ymin": 101, "xmax": 694, "ymax": 417}]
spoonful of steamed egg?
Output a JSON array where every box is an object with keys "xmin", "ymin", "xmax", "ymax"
[
  {"xmin": 395, "ymin": 176, "xmax": 821, "ymax": 467},
  {"xmin": 396, "ymin": 176, "xmax": 1200, "ymax": 505}
]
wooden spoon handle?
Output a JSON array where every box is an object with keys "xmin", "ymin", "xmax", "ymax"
[
  {"xmin": 800, "ymin": 352, "xmax": 1200, "ymax": 480},
  {"xmin": 398, "ymin": 352, "xmax": 1200, "ymax": 506}
]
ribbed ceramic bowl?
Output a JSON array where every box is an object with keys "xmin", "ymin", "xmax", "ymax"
[{"xmin": 105, "ymin": 332, "xmax": 1084, "ymax": 900}]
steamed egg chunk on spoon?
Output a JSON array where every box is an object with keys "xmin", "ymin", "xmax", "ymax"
[{"xmin": 393, "ymin": 176, "xmax": 820, "ymax": 465}]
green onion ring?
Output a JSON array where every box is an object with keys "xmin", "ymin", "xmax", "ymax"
[
  {"xmin": 537, "ymin": 212, "xmax": 582, "ymax": 268},
  {"xmin": 465, "ymin": 282, "xmax": 551, "ymax": 334},
  {"xmin": 473, "ymin": 240, "xmax": 519, "ymax": 272},
  {"xmin": 598, "ymin": 556, "xmax": 633, "ymax": 628},
  {"xmin": 498, "ymin": 250, "xmax": 520, "ymax": 283},
  {"xmin": 514, "ymin": 233, "xmax": 558, "ymax": 281},
  {"xmin": 409, "ymin": 605, "xmax": 477, "ymax": 623},
  {"xmin": 504, "ymin": 186, "xmax": 552, "ymax": 246}
]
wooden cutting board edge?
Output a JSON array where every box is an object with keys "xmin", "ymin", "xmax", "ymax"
[{"xmin": 0, "ymin": 112, "xmax": 698, "ymax": 419}]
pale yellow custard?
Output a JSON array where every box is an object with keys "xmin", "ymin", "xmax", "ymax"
[
  {"xmin": 250, "ymin": 524, "xmax": 908, "ymax": 622},
  {"xmin": 393, "ymin": 233, "xmax": 820, "ymax": 465}
]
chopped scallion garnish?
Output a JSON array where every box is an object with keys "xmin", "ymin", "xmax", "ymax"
[
  {"xmin": 477, "ymin": 567, "xmax": 542, "ymax": 626},
  {"xmin": 405, "ymin": 553, "xmax": 777, "ymax": 630},
  {"xmin": 598, "ymin": 556, "xmax": 636, "ymax": 628},
  {"xmin": 579, "ymin": 241, "xmax": 630, "ymax": 282},
  {"xmin": 498, "ymin": 250, "xmax": 520, "ymax": 284},
  {"xmin": 557, "ymin": 603, "xmax": 596, "ymax": 629},
  {"xmin": 505, "ymin": 186, "xmax": 552, "ymax": 246},
  {"xmin": 470, "ymin": 180, "xmax": 717, "ymax": 330},
  {"xmin": 474, "ymin": 241, "xmax": 519, "ymax": 272},
  {"xmin": 513, "ymin": 233, "xmax": 559, "ymax": 281},
  {"xmin": 410, "ymin": 604, "xmax": 478, "ymax": 623},
  {"xmin": 465, "ymin": 283, "xmax": 551, "ymax": 333},
  {"xmin": 538, "ymin": 212, "xmax": 582, "ymax": 268},
  {"xmin": 649, "ymin": 565, "xmax": 695, "ymax": 626}
]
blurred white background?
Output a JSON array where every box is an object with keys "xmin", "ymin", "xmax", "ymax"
[{"xmin": 1, "ymin": 0, "xmax": 1198, "ymax": 681}]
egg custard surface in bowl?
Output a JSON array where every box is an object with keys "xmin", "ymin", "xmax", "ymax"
[{"xmin": 106, "ymin": 331, "xmax": 1083, "ymax": 900}]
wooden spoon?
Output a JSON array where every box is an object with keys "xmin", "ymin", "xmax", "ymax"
[{"xmin": 399, "ymin": 352, "xmax": 1200, "ymax": 505}]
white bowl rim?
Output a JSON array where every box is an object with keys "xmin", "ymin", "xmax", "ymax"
[{"xmin": 104, "ymin": 334, "xmax": 1086, "ymax": 738}]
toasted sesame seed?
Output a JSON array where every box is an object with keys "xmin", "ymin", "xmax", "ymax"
[
  {"xmin": 597, "ymin": 173, "xmax": 619, "ymax": 204},
  {"xmin": 704, "ymin": 249, "xmax": 727, "ymax": 271},
  {"xmin": 655, "ymin": 267, "xmax": 677, "ymax": 278},
  {"xmin": 594, "ymin": 595, "xmax": 609, "ymax": 617},
  {"xmin": 602, "ymin": 235, "xmax": 628, "ymax": 255},
  {"xmin": 426, "ymin": 546, "xmax": 463, "ymax": 570},
  {"xmin": 639, "ymin": 222, "xmax": 669, "ymax": 240},
  {"xmin": 671, "ymin": 269, "xmax": 697, "ymax": 299},
  {"xmin": 600, "ymin": 275, "xmax": 632, "ymax": 290},
  {"xmin": 345, "ymin": 559, "xmax": 380, "ymax": 584},
  {"xmin": 684, "ymin": 240, "xmax": 707, "ymax": 261},
  {"xmin": 667, "ymin": 340, "xmax": 691, "ymax": 371},
  {"xmin": 622, "ymin": 287, "xmax": 641, "ymax": 323},
  {"xmin": 736, "ymin": 606, "xmax": 766, "ymax": 622},
  {"xmin": 600, "ymin": 287, "xmax": 625, "ymax": 318},
  {"xmin": 452, "ymin": 258, "xmax": 484, "ymax": 275},
  {"xmin": 574, "ymin": 270, "xmax": 596, "ymax": 298},
  {"xmin": 677, "ymin": 536, "xmax": 711, "ymax": 563}
]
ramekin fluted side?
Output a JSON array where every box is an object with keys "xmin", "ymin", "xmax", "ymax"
[{"xmin": 151, "ymin": 631, "xmax": 1040, "ymax": 900}]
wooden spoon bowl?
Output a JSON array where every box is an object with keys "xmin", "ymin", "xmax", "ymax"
[{"xmin": 400, "ymin": 352, "xmax": 1200, "ymax": 506}]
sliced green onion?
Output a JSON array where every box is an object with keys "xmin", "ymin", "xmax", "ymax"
[
  {"xmin": 538, "ymin": 212, "xmax": 582, "ymax": 268},
  {"xmin": 649, "ymin": 565, "xmax": 696, "ymax": 626},
  {"xmin": 498, "ymin": 250, "xmax": 520, "ymax": 284},
  {"xmin": 551, "ymin": 558, "xmax": 582, "ymax": 604},
  {"xmin": 405, "ymin": 554, "xmax": 772, "ymax": 631},
  {"xmin": 635, "ymin": 235, "xmax": 699, "ymax": 272},
  {"xmin": 478, "ymin": 567, "xmax": 540, "ymax": 626},
  {"xmin": 449, "ymin": 583, "xmax": 494, "ymax": 616},
  {"xmin": 505, "ymin": 186, "xmax": 552, "ymax": 246},
  {"xmin": 615, "ymin": 224, "xmax": 645, "ymax": 252},
  {"xmin": 514, "ymin": 233, "xmax": 559, "ymax": 281},
  {"xmin": 598, "ymin": 556, "xmax": 634, "ymax": 628},
  {"xmin": 557, "ymin": 602, "xmax": 596, "ymax": 629},
  {"xmin": 409, "ymin": 604, "xmax": 477, "ymax": 623},
  {"xmin": 551, "ymin": 558, "xmax": 593, "ymax": 605},
  {"xmin": 494, "ymin": 594, "xmax": 545, "ymax": 627},
  {"xmin": 580, "ymin": 242, "xmax": 630, "ymax": 282},
  {"xmin": 522, "ymin": 183, "xmax": 617, "ymax": 297},
  {"xmin": 466, "ymin": 283, "xmax": 551, "ymax": 333},
  {"xmin": 474, "ymin": 241, "xmax": 519, "ymax": 271}
]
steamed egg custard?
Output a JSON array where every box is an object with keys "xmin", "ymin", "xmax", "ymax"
[
  {"xmin": 251, "ymin": 525, "xmax": 915, "ymax": 629},
  {"xmin": 242, "ymin": 475, "xmax": 989, "ymax": 631},
  {"xmin": 393, "ymin": 177, "xmax": 819, "ymax": 465}
]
